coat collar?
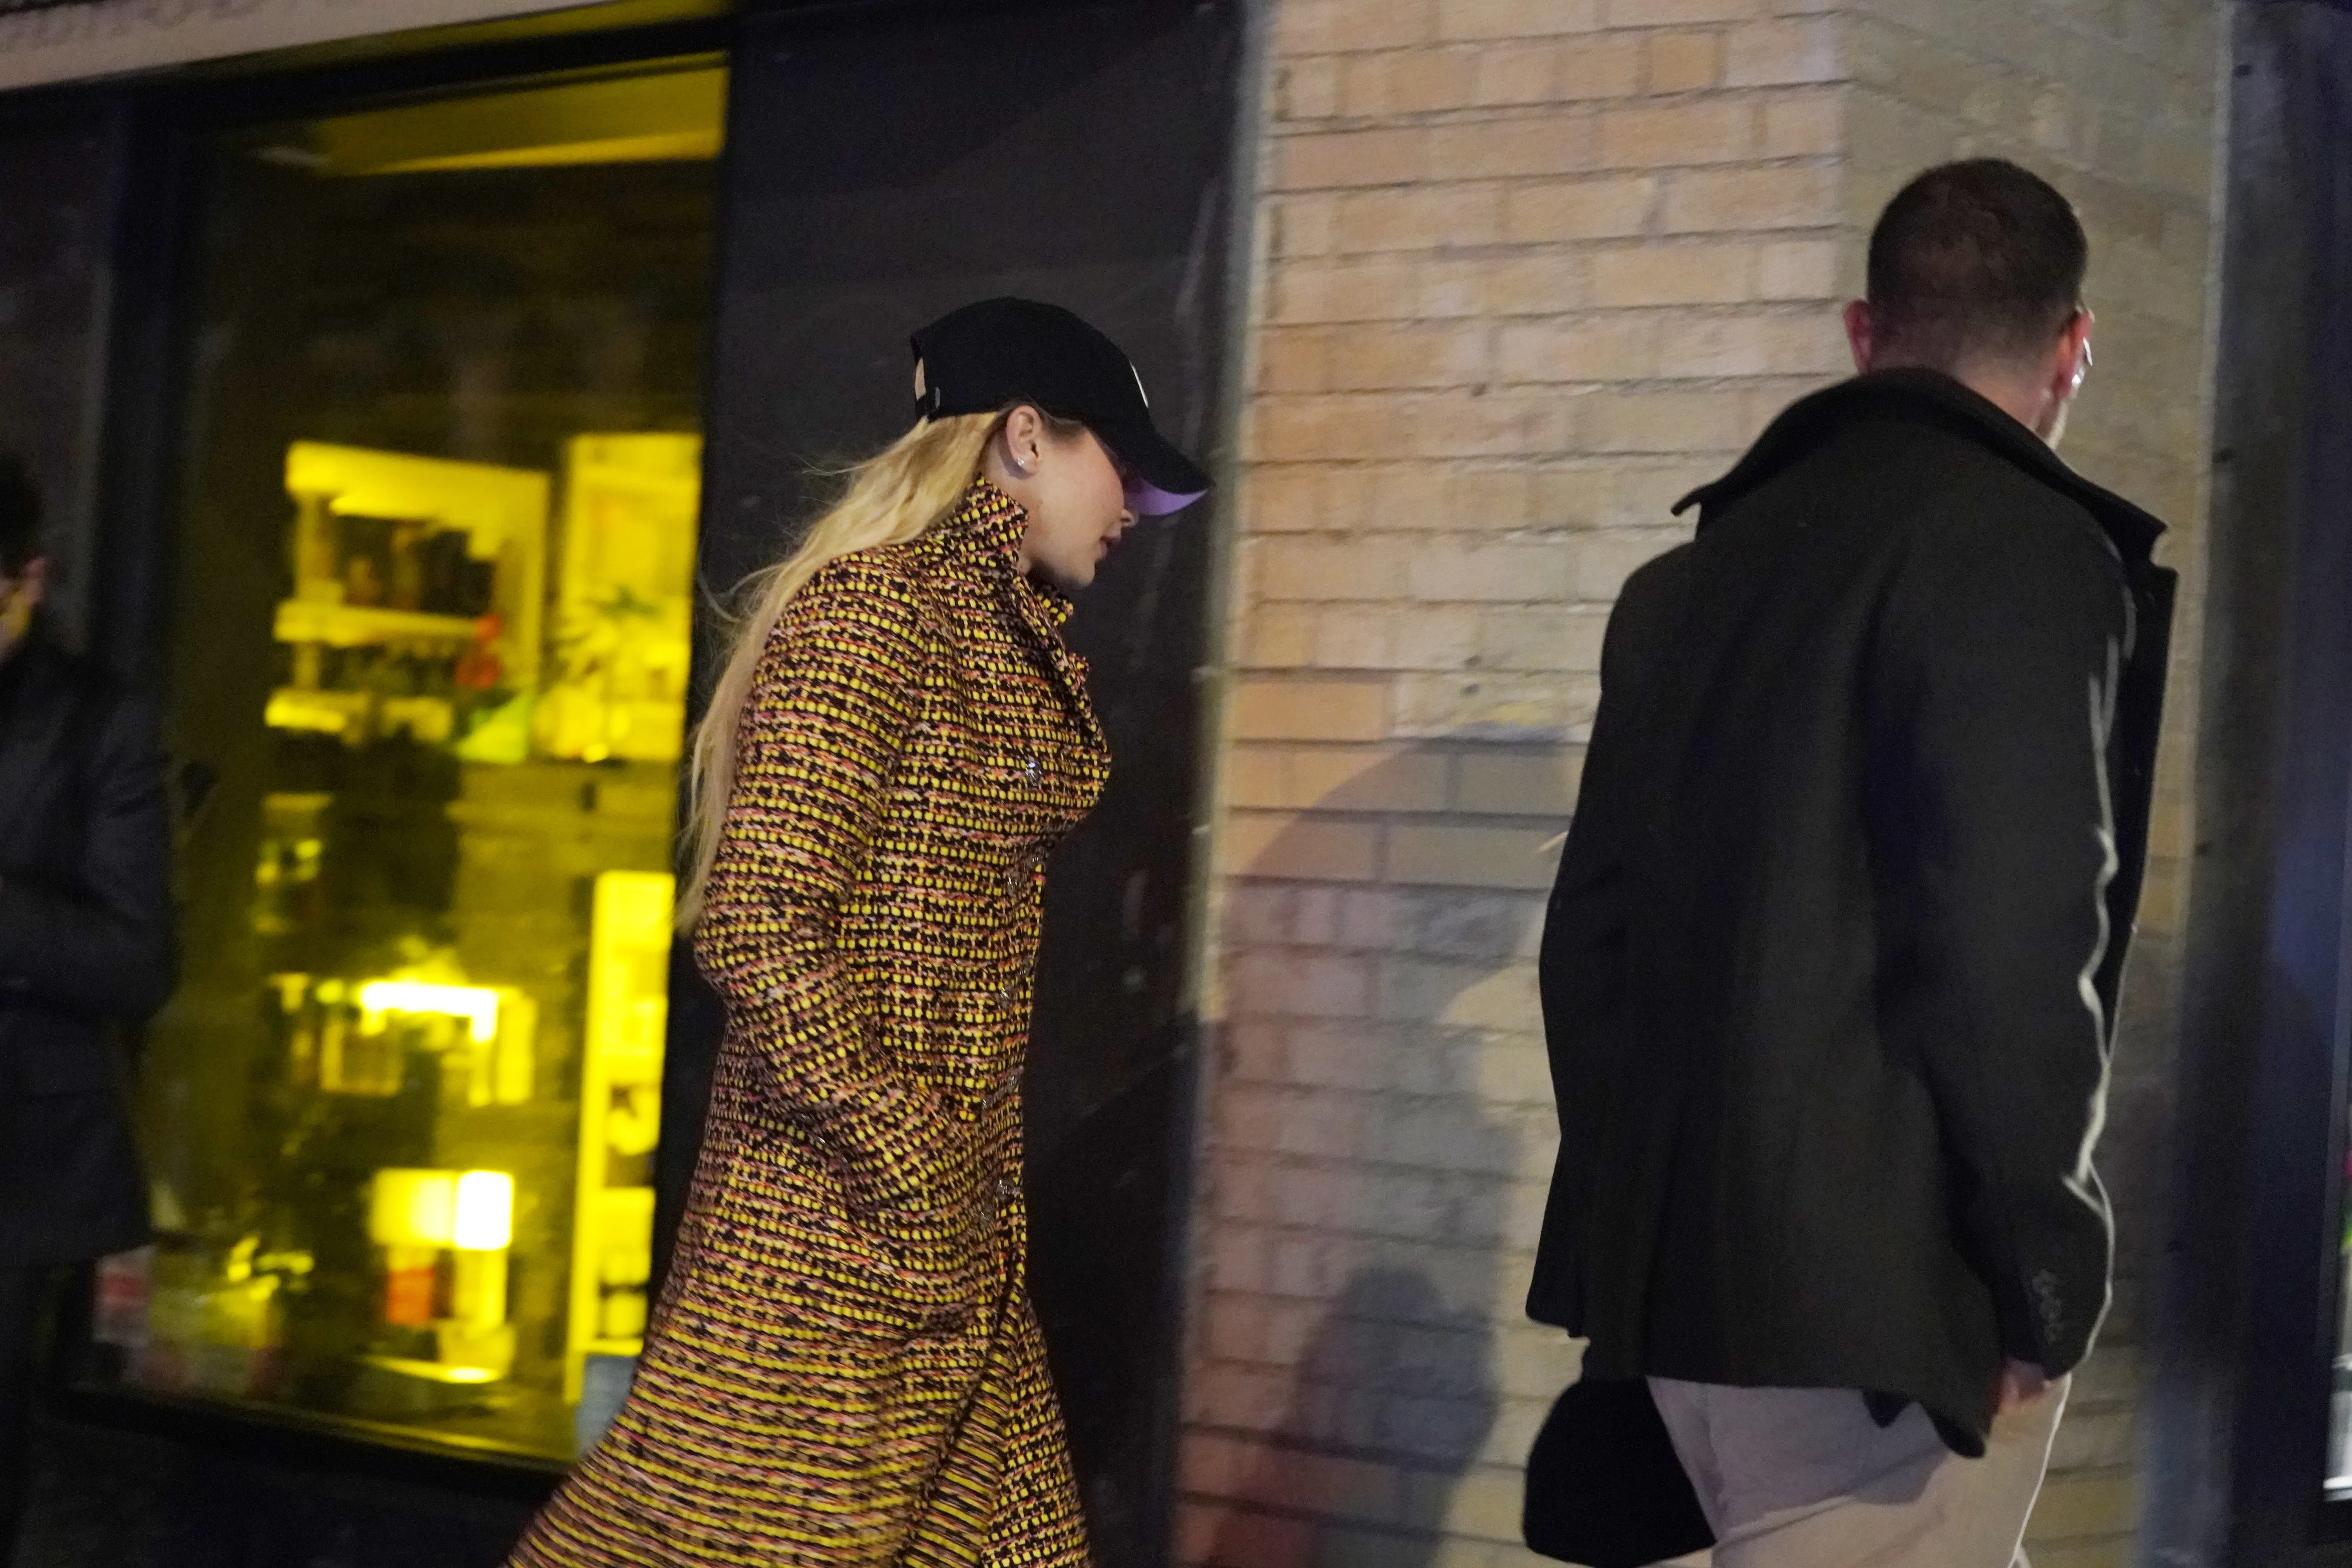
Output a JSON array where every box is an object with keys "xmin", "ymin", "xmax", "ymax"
[
  {"xmin": 1672, "ymin": 369, "xmax": 2167, "ymax": 567},
  {"xmin": 939, "ymin": 479, "xmax": 1105, "ymax": 752},
  {"xmin": 944, "ymin": 479, "xmax": 1078, "ymax": 630}
]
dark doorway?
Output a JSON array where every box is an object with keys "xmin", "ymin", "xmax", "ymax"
[
  {"xmin": 2147, "ymin": 4, "xmax": 2352, "ymax": 1564},
  {"xmin": 659, "ymin": 4, "xmax": 1240, "ymax": 1564}
]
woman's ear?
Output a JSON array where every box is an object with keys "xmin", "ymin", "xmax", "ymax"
[{"xmin": 1000, "ymin": 405, "xmax": 1045, "ymax": 477}]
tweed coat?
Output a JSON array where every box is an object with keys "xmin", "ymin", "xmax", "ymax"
[{"xmin": 510, "ymin": 482, "xmax": 1108, "ymax": 1567}]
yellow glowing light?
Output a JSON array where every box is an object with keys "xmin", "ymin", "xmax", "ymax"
[
  {"xmin": 305, "ymin": 69, "xmax": 728, "ymax": 178},
  {"xmin": 369, "ymin": 1169, "xmax": 456, "ymax": 1247},
  {"xmin": 374, "ymin": 129, "xmax": 722, "ymax": 173},
  {"xmin": 453, "ymin": 1171, "xmax": 515, "ymax": 1252},
  {"xmin": 362, "ymin": 1355, "xmax": 501, "ymax": 1385},
  {"xmin": 358, "ymin": 980, "xmax": 499, "ymax": 1042}
]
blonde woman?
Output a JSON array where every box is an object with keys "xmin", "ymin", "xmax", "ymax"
[{"xmin": 506, "ymin": 299, "xmax": 1207, "ymax": 1567}]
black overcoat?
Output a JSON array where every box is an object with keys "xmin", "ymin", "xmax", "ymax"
[
  {"xmin": 0, "ymin": 633, "xmax": 174, "ymax": 1263},
  {"xmin": 1523, "ymin": 371, "xmax": 2175, "ymax": 1561}
]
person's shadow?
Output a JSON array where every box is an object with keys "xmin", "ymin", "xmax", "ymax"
[{"xmin": 1189, "ymin": 738, "xmax": 1581, "ymax": 1565}]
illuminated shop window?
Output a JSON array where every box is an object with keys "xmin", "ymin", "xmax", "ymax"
[{"xmin": 87, "ymin": 65, "xmax": 723, "ymax": 1463}]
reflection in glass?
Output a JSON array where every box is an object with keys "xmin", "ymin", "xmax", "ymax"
[{"xmin": 83, "ymin": 67, "xmax": 722, "ymax": 1462}]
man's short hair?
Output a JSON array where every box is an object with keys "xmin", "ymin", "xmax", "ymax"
[
  {"xmin": 1866, "ymin": 159, "xmax": 2088, "ymax": 370},
  {"xmin": 0, "ymin": 454, "xmax": 40, "ymax": 577}
]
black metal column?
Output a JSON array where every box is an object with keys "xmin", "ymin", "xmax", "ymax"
[{"xmin": 2147, "ymin": 6, "xmax": 2352, "ymax": 1563}]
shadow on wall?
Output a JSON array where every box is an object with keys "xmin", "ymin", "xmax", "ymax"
[{"xmin": 1198, "ymin": 738, "xmax": 1561, "ymax": 1566}]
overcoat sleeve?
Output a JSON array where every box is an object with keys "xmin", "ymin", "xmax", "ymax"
[
  {"xmin": 1878, "ymin": 508, "xmax": 2134, "ymax": 1376},
  {"xmin": 1530, "ymin": 650, "xmax": 1634, "ymax": 1334},
  {"xmin": 693, "ymin": 556, "xmax": 974, "ymax": 1240},
  {"xmin": 1528, "ymin": 547, "xmax": 1686, "ymax": 1331},
  {"xmin": 0, "ymin": 688, "xmax": 176, "ymax": 1017}
]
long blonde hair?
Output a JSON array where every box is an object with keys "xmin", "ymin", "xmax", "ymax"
[{"xmin": 676, "ymin": 412, "xmax": 1001, "ymax": 930}]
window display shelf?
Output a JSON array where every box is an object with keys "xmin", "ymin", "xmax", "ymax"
[{"xmin": 274, "ymin": 600, "xmax": 486, "ymax": 648}]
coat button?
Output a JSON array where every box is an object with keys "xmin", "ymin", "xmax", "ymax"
[
  {"xmin": 996, "ymin": 983, "xmax": 1016, "ymax": 1007},
  {"xmin": 1021, "ymin": 755, "xmax": 1042, "ymax": 784},
  {"xmin": 996, "ymin": 1177, "xmax": 1020, "ymax": 1203}
]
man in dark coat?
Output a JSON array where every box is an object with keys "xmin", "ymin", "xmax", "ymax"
[
  {"xmin": 1523, "ymin": 161, "xmax": 2174, "ymax": 1567},
  {"xmin": 0, "ymin": 454, "xmax": 174, "ymax": 1566}
]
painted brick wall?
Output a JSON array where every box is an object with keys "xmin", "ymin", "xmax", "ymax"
[
  {"xmin": 1179, "ymin": 0, "xmax": 2224, "ymax": 1564},
  {"xmin": 1181, "ymin": 2, "xmax": 1847, "ymax": 1563}
]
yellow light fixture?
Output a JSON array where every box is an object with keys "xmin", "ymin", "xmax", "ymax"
[
  {"xmin": 298, "ymin": 68, "xmax": 727, "ymax": 178},
  {"xmin": 357, "ymin": 980, "xmax": 500, "ymax": 1043},
  {"xmin": 380, "ymin": 130, "xmax": 720, "ymax": 173},
  {"xmin": 453, "ymin": 1171, "xmax": 515, "ymax": 1252},
  {"xmin": 565, "ymin": 870, "xmax": 676, "ymax": 1402},
  {"xmin": 361, "ymin": 1355, "xmax": 502, "ymax": 1386},
  {"xmin": 369, "ymin": 1169, "xmax": 456, "ymax": 1248},
  {"xmin": 369, "ymin": 1167, "xmax": 513, "ymax": 1252}
]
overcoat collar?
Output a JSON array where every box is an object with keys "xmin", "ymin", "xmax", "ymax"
[{"xmin": 1673, "ymin": 368, "xmax": 2167, "ymax": 568}]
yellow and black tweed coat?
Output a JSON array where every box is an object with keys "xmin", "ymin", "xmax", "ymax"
[{"xmin": 509, "ymin": 482, "xmax": 1109, "ymax": 1567}]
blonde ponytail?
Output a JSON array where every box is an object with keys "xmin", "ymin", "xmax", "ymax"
[{"xmin": 676, "ymin": 412, "xmax": 1001, "ymax": 930}]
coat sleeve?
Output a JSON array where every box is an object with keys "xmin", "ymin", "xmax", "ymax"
[
  {"xmin": 0, "ymin": 688, "xmax": 177, "ymax": 1017},
  {"xmin": 1879, "ymin": 509, "xmax": 2135, "ymax": 1376},
  {"xmin": 692, "ymin": 557, "xmax": 976, "ymax": 1243},
  {"xmin": 1528, "ymin": 550, "xmax": 1680, "ymax": 1330}
]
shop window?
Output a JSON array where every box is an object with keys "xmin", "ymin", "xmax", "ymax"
[{"xmin": 82, "ymin": 65, "xmax": 723, "ymax": 1462}]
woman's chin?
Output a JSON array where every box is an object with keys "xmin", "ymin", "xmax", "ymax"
[{"xmin": 1034, "ymin": 558, "xmax": 1095, "ymax": 596}]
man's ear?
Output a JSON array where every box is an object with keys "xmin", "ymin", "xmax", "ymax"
[
  {"xmin": 2040, "ymin": 307, "xmax": 2093, "ymax": 415},
  {"xmin": 1843, "ymin": 300, "xmax": 1875, "ymax": 374}
]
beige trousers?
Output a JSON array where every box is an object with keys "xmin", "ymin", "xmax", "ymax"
[{"xmin": 1645, "ymin": 1375, "xmax": 2069, "ymax": 1568}]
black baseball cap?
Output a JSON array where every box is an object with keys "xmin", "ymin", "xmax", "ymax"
[{"xmin": 911, "ymin": 298, "xmax": 1210, "ymax": 516}]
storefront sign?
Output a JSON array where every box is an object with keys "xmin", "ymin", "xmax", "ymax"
[{"xmin": 0, "ymin": 0, "xmax": 581, "ymax": 91}]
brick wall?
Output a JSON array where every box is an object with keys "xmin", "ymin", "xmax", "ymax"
[
  {"xmin": 1181, "ymin": 2, "xmax": 1847, "ymax": 1562},
  {"xmin": 1178, "ymin": 0, "xmax": 2224, "ymax": 1563}
]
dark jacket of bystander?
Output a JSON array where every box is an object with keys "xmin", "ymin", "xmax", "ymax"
[{"xmin": 0, "ymin": 628, "xmax": 175, "ymax": 1263}]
